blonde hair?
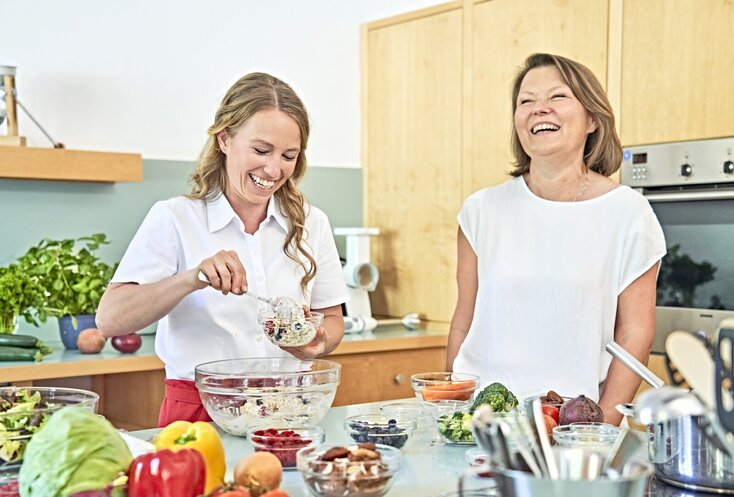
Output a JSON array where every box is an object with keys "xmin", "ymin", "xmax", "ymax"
[
  {"xmin": 509, "ymin": 53, "xmax": 622, "ymax": 177},
  {"xmin": 189, "ymin": 72, "xmax": 316, "ymax": 292}
]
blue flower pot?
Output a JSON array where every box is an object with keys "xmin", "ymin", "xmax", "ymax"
[{"xmin": 58, "ymin": 314, "xmax": 97, "ymax": 350}]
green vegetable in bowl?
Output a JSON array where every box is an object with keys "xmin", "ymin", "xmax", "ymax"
[
  {"xmin": 0, "ymin": 390, "xmax": 47, "ymax": 464},
  {"xmin": 469, "ymin": 382, "xmax": 518, "ymax": 414},
  {"xmin": 437, "ymin": 411, "xmax": 474, "ymax": 442}
]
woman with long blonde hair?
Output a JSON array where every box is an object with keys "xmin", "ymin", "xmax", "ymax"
[{"xmin": 97, "ymin": 73, "xmax": 347, "ymax": 426}]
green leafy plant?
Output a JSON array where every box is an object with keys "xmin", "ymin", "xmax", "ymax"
[
  {"xmin": 17, "ymin": 234, "xmax": 119, "ymax": 319},
  {"xmin": 0, "ymin": 264, "xmax": 46, "ymax": 332}
]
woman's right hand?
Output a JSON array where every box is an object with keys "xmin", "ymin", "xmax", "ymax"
[{"xmin": 196, "ymin": 250, "xmax": 247, "ymax": 295}]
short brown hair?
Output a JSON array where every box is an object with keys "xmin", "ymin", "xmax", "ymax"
[{"xmin": 509, "ymin": 53, "xmax": 622, "ymax": 177}]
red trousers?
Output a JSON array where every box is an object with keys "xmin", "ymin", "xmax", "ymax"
[{"xmin": 157, "ymin": 379, "xmax": 212, "ymax": 428}]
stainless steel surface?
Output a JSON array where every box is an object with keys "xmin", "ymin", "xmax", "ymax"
[
  {"xmin": 648, "ymin": 415, "xmax": 734, "ymax": 493},
  {"xmin": 493, "ymin": 462, "xmax": 653, "ymax": 497},
  {"xmin": 531, "ymin": 397, "xmax": 559, "ymax": 479},
  {"xmin": 606, "ymin": 342, "xmax": 666, "ymax": 388},
  {"xmin": 620, "ymin": 138, "xmax": 734, "ymax": 355},
  {"xmin": 604, "ymin": 428, "xmax": 645, "ymax": 477},
  {"xmin": 634, "ymin": 386, "xmax": 707, "ymax": 424},
  {"xmin": 620, "ymin": 137, "xmax": 734, "ymax": 189},
  {"xmin": 633, "ymin": 387, "xmax": 734, "ymax": 493},
  {"xmin": 642, "ymin": 189, "xmax": 734, "ymax": 202}
]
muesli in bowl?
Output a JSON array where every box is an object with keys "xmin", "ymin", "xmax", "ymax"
[{"xmin": 258, "ymin": 309, "xmax": 323, "ymax": 348}]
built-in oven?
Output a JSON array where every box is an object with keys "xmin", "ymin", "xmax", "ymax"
[{"xmin": 620, "ymin": 136, "xmax": 734, "ymax": 353}]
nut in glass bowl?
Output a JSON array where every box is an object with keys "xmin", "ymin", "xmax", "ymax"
[
  {"xmin": 297, "ymin": 443, "xmax": 402, "ymax": 497},
  {"xmin": 258, "ymin": 309, "xmax": 323, "ymax": 347},
  {"xmin": 195, "ymin": 357, "xmax": 340, "ymax": 436},
  {"xmin": 0, "ymin": 387, "xmax": 99, "ymax": 473},
  {"xmin": 246, "ymin": 426, "xmax": 325, "ymax": 469},
  {"xmin": 344, "ymin": 414, "xmax": 416, "ymax": 449},
  {"xmin": 411, "ymin": 372, "xmax": 480, "ymax": 402}
]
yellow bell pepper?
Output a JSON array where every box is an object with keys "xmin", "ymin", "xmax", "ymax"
[{"xmin": 154, "ymin": 421, "xmax": 226, "ymax": 493}]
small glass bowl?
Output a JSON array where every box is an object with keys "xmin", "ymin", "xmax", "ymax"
[
  {"xmin": 411, "ymin": 372, "xmax": 480, "ymax": 402},
  {"xmin": 343, "ymin": 414, "xmax": 416, "ymax": 449},
  {"xmin": 297, "ymin": 443, "xmax": 401, "ymax": 497},
  {"xmin": 435, "ymin": 411, "xmax": 476, "ymax": 445},
  {"xmin": 257, "ymin": 310, "xmax": 323, "ymax": 347},
  {"xmin": 246, "ymin": 426, "xmax": 325, "ymax": 469},
  {"xmin": 553, "ymin": 422, "xmax": 620, "ymax": 449},
  {"xmin": 379, "ymin": 399, "xmax": 432, "ymax": 432}
]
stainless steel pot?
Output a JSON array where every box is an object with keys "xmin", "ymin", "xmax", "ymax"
[{"xmin": 648, "ymin": 415, "xmax": 734, "ymax": 493}]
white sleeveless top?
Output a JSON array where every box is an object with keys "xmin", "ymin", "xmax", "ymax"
[{"xmin": 453, "ymin": 176, "xmax": 666, "ymax": 400}]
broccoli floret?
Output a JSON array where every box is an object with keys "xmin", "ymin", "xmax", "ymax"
[{"xmin": 469, "ymin": 382, "xmax": 518, "ymax": 413}]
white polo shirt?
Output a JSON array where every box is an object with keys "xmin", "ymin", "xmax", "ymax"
[{"xmin": 112, "ymin": 194, "xmax": 348, "ymax": 380}]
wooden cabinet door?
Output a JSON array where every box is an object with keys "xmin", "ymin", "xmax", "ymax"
[
  {"xmin": 364, "ymin": 8, "xmax": 463, "ymax": 322},
  {"xmin": 331, "ymin": 347, "xmax": 446, "ymax": 406},
  {"xmin": 621, "ymin": 0, "xmax": 734, "ymax": 146},
  {"xmin": 468, "ymin": 0, "xmax": 610, "ymax": 196}
]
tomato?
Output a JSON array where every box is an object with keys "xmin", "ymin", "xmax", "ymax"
[
  {"xmin": 541, "ymin": 404, "xmax": 560, "ymax": 423},
  {"xmin": 543, "ymin": 413, "xmax": 558, "ymax": 438}
]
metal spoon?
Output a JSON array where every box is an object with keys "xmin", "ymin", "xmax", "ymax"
[{"xmin": 197, "ymin": 270, "xmax": 303, "ymax": 320}]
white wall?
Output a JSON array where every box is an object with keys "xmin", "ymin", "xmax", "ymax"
[{"xmin": 1, "ymin": 0, "xmax": 442, "ymax": 167}]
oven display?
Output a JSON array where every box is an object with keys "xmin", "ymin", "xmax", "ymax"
[{"xmin": 632, "ymin": 152, "xmax": 648, "ymax": 165}]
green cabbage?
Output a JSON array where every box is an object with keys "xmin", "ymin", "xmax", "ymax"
[{"xmin": 19, "ymin": 406, "xmax": 132, "ymax": 497}]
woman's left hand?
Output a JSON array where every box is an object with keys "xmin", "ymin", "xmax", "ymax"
[{"xmin": 285, "ymin": 326, "xmax": 327, "ymax": 360}]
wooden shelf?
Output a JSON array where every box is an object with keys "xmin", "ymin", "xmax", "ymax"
[{"xmin": 0, "ymin": 146, "xmax": 142, "ymax": 182}]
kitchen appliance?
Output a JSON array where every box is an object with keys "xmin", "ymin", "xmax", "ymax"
[
  {"xmin": 334, "ymin": 227, "xmax": 380, "ymax": 333},
  {"xmin": 620, "ymin": 137, "xmax": 734, "ymax": 353}
]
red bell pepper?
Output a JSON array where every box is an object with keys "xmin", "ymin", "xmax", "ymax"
[{"xmin": 127, "ymin": 448, "xmax": 206, "ymax": 497}]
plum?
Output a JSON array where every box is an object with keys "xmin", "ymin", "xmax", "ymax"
[{"xmin": 558, "ymin": 394, "xmax": 604, "ymax": 425}]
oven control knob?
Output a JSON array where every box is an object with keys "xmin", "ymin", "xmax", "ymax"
[
  {"xmin": 680, "ymin": 163, "xmax": 692, "ymax": 177},
  {"xmin": 724, "ymin": 160, "xmax": 734, "ymax": 174}
]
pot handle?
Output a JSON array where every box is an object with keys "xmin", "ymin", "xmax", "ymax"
[{"xmin": 606, "ymin": 342, "xmax": 665, "ymax": 389}]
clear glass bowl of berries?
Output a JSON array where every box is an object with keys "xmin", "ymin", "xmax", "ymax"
[
  {"xmin": 343, "ymin": 414, "xmax": 416, "ymax": 449},
  {"xmin": 247, "ymin": 426, "xmax": 325, "ymax": 469},
  {"xmin": 257, "ymin": 309, "xmax": 323, "ymax": 347}
]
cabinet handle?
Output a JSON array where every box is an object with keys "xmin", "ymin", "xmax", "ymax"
[{"xmin": 393, "ymin": 374, "xmax": 405, "ymax": 385}]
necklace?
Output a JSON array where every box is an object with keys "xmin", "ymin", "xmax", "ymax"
[{"xmin": 526, "ymin": 171, "xmax": 590, "ymax": 202}]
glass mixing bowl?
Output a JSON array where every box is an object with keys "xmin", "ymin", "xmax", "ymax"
[
  {"xmin": 194, "ymin": 357, "xmax": 340, "ymax": 436},
  {"xmin": 0, "ymin": 386, "xmax": 99, "ymax": 474}
]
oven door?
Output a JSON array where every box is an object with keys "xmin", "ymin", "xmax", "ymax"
[{"xmin": 648, "ymin": 194, "xmax": 734, "ymax": 353}]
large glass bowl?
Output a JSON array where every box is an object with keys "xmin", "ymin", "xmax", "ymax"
[
  {"xmin": 411, "ymin": 372, "xmax": 479, "ymax": 402},
  {"xmin": 297, "ymin": 443, "xmax": 401, "ymax": 497},
  {"xmin": 195, "ymin": 357, "xmax": 341, "ymax": 436},
  {"xmin": 0, "ymin": 386, "xmax": 99, "ymax": 473}
]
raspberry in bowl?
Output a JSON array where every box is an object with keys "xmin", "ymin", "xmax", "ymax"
[{"xmin": 247, "ymin": 426, "xmax": 325, "ymax": 469}]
